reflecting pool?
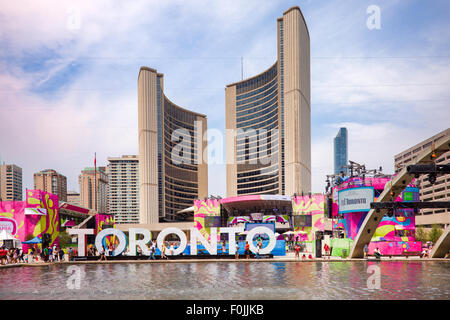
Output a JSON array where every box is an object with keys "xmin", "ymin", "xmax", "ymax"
[{"xmin": 0, "ymin": 261, "xmax": 449, "ymax": 300}]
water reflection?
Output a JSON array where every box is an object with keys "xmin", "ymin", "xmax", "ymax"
[{"xmin": 0, "ymin": 261, "xmax": 449, "ymax": 300}]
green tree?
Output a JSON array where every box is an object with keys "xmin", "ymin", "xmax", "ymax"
[
  {"xmin": 428, "ymin": 224, "xmax": 443, "ymax": 244},
  {"xmin": 415, "ymin": 227, "xmax": 428, "ymax": 243},
  {"xmin": 58, "ymin": 230, "xmax": 72, "ymax": 248}
]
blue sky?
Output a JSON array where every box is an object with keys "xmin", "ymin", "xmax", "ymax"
[{"xmin": 0, "ymin": 0, "xmax": 449, "ymax": 198}]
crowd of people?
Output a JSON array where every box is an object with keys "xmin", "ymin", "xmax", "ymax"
[{"xmin": 0, "ymin": 244, "xmax": 68, "ymax": 265}]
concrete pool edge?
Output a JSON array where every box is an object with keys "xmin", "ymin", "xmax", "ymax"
[{"xmin": 1, "ymin": 257, "xmax": 449, "ymax": 269}]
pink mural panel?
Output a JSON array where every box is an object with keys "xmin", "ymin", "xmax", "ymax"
[
  {"xmin": 0, "ymin": 190, "xmax": 59, "ymax": 252},
  {"xmin": 368, "ymin": 241, "xmax": 421, "ymax": 255}
]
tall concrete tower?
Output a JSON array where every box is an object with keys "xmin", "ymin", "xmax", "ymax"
[
  {"xmin": 138, "ymin": 67, "xmax": 208, "ymax": 224},
  {"xmin": 225, "ymin": 6, "xmax": 311, "ymax": 197}
]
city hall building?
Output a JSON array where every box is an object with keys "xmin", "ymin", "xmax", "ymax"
[
  {"xmin": 138, "ymin": 67, "xmax": 208, "ymax": 224},
  {"xmin": 225, "ymin": 6, "xmax": 311, "ymax": 197}
]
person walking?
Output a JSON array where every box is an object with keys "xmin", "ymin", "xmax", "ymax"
[
  {"xmin": 137, "ymin": 245, "xmax": 142, "ymax": 257},
  {"xmin": 18, "ymin": 247, "xmax": 25, "ymax": 263},
  {"xmin": 235, "ymin": 242, "xmax": 240, "ymax": 260},
  {"xmin": 161, "ymin": 242, "xmax": 168, "ymax": 259},
  {"xmin": 245, "ymin": 242, "xmax": 250, "ymax": 259},
  {"xmin": 99, "ymin": 246, "xmax": 107, "ymax": 261}
]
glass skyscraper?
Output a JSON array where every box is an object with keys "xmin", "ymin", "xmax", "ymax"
[{"xmin": 334, "ymin": 127, "xmax": 348, "ymax": 175}]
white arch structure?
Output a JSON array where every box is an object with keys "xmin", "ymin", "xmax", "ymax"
[{"xmin": 349, "ymin": 133, "xmax": 450, "ymax": 258}]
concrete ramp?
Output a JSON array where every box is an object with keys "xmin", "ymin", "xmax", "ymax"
[
  {"xmin": 349, "ymin": 133, "xmax": 450, "ymax": 258},
  {"xmin": 73, "ymin": 214, "xmax": 95, "ymax": 230},
  {"xmin": 430, "ymin": 226, "xmax": 450, "ymax": 258}
]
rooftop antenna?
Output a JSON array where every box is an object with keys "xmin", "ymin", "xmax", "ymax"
[{"xmin": 241, "ymin": 56, "xmax": 243, "ymax": 81}]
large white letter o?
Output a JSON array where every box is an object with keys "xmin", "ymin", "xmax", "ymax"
[
  {"xmin": 156, "ymin": 228, "xmax": 187, "ymax": 255},
  {"xmin": 245, "ymin": 226, "xmax": 276, "ymax": 255},
  {"xmin": 95, "ymin": 228, "xmax": 127, "ymax": 256}
]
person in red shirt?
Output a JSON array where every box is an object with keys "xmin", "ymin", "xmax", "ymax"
[
  {"xmin": 324, "ymin": 243, "xmax": 330, "ymax": 258},
  {"xmin": 0, "ymin": 247, "xmax": 8, "ymax": 265},
  {"xmin": 245, "ymin": 242, "xmax": 250, "ymax": 259},
  {"xmin": 294, "ymin": 243, "xmax": 300, "ymax": 259}
]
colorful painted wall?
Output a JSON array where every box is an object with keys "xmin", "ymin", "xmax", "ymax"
[
  {"xmin": 193, "ymin": 199, "xmax": 220, "ymax": 241},
  {"xmin": 96, "ymin": 213, "xmax": 116, "ymax": 247},
  {"xmin": 0, "ymin": 190, "xmax": 59, "ymax": 251},
  {"xmin": 367, "ymin": 241, "xmax": 422, "ymax": 255},
  {"xmin": 292, "ymin": 194, "xmax": 325, "ymax": 241},
  {"xmin": 331, "ymin": 177, "xmax": 421, "ymax": 254}
]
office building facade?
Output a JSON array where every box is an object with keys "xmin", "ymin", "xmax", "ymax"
[
  {"xmin": 138, "ymin": 67, "xmax": 208, "ymax": 224},
  {"xmin": 67, "ymin": 191, "xmax": 81, "ymax": 207},
  {"xmin": 33, "ymin": 169, "xmax": 67, "ymax": 202},
  {"xmin": 225, "ymin": 6, "xmax": 311, "ymax": 197},
  {"xmin": 78, "ymin": 167, "xmax": 109, "ymax": 213},
  {"xmin": 334, "ymin": 127, "xmax": 348, "ymax": 175},
  {"xmin": 394, "ymin": 128, "xmax": 450, "ymax": 228},
  {"xmin": 0, "ymin": 164, "xmax": 22, "ymax": 201},
  {"xmin": 108, "ymin": 155, "xmax": 139, "ymax": 224}
]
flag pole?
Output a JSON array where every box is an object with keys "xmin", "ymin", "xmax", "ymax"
[{"xmin": 94, "ymin": 152, "xmax": 97, "ymax": 212}]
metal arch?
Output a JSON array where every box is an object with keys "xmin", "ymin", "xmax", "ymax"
[
  {"xmin": 430, "ymin": 226, "xmax": 450, "ymax": 258},
  {"xmin": 349, "ymin": 133, "xmax": 450, "ymax": 258}
]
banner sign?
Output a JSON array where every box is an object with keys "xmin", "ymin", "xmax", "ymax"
[{"xmin": 338, "ymin": 187, "xmax": 374, "ymax": 213}]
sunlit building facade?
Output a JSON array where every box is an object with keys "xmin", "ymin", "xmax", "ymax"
[
  {"xmin": 225, "ymin": 6, "xmax": 311, "ymax": 197},
  {"xmin": 138, "ymin": 67, "xmax": 208, "ymax": 223}
]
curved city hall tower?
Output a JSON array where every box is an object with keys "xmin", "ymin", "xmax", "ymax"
[
  {"xmin": 138, "ymin": 67, "xmax": 208, "ymax": 223},
  {"xmin": 225, "ymin": 6, "xmax": 311, "ymax": 197}
]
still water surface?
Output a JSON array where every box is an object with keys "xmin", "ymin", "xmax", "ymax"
[{"xmin": 1, "ymin": 261, "xmax": 449, "ymax": 300}]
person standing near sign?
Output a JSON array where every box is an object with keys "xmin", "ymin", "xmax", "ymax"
[
  {"xmin": 222, "ymin": 240, "xmax": 227, "ymax": 255},
  {"xmin": 161, "ymin": 242, "xmax": 167, "ymax": 259},
  {"xmin": 294, "ymin": 243, "xmax": 300, "ymax": 259},
  {"xmin": 149, "ymin": 240, "xmax": 156, "ymax": 260},
  {"xmin": 256, "ymin": 243, "xmax": 261, "ymax": 259},
  {"xmin": 245, "ymin": 242, "xmax": 250, "ymax": 259},
  {"xmin": 108, "ymin": 242, "xmax": 114, "ymax": 257}
]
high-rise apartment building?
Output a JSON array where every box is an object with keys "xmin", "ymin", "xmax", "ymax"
[
  {"xmin": 394, "ymin": 128, "xmax": 450, "ymax": 228},
  {"xmin": 334, "ymin": 128, "xmax": 348, "ymax": 175},
  {"xmin": 78, "ymin": 167, "xmax": 108, "ymax": 213},
  {"xmin": 67, "ymin": 191, "xmax": 81, "ymax": 207},
  {"xmin": 108, "ymin": 155, "xmax": 139, "ymax": 224},
  {"xmin": 225, "ymin": 6, "xmax": 311, "ymax": 197},
  {"xmin": 0, "ymin": 164, "xmax": 22, "ymax": 201},
  {"xmin": 138, "ymin": 67, "xmax": 208, "ymax": 223},
  {"xmin": 33, "ymin": 169, "xmax": 67, "ymax": 201}
]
